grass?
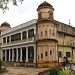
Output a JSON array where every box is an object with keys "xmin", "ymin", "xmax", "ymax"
[{"xmin": 44, "ymin": 71, "xmax": 50, "ymax": 75}]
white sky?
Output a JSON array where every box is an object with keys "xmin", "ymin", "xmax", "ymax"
[{"xmin": 0, "ymin": 0, "xmax": 75, "ymax": 28}]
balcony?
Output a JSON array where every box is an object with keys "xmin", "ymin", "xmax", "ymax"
[{"xmin": 1, "ymin": 37, "xmax": 35, "ymax": 47}]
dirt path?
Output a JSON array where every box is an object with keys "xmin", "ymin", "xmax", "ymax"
[{"xmin": 2, "ymin": 67, "xmax": 50, "ymax": 75}]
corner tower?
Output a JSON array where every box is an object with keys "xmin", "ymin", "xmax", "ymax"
[
  {"xmin": 37, "ymin": 1, "xmax": 54, "ymax": 21},
  {"xmin": 36, "ymin": 1, "xmax": 58, "ymax": 68},
  {"xmin": 0, "ymin": 22, "xmax": 11, "ymax": 31}
]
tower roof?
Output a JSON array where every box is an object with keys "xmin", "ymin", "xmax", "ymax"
[
  {"xmin": 38, "ymin": 1, "xmax": 53, "ymax": 8},
  {"xmin": 1, "ymin": 22, "xmax": 10, "ymax": 27}
]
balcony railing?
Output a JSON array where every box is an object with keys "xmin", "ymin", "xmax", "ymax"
[{"xmin": 1, "ymin": 37, "xmax": 35, "ymax": 46}]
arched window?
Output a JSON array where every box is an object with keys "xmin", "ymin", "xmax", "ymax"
[{"xmin": 45, "ymin": 30, "xmax": 47, "ymax": 35}]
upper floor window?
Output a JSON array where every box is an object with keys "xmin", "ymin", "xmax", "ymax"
[
  {"xmin": 58, "ymin": 32, "xmax": 64, "ymax": 37},
  {"xmin": 3, "ymin": 37, "xmax": 6, "ymax": 43},
  {"xmin": 66, "ymin": 52, "xmax": 71, "ymax": 57},
  {"xmin": 41, "ymin": 53, "xmax": 43, "ymax": 58},
  {"xmin": 52, "ymin": 28, "xmax": 54, "ymax": 36},
  {"xmin": 45, "ymin": 30, "xmax": 47, "ymax": 36},
  {"xmin": 22, "ymin": 31, "xmax": 27, "ymax": 39},
  {"xmin": 7, "ymin": 36, "xmax": 10, "ymax": 43},
  {"xmin": 58, "ymin": 51, "xmax": 62, "ymax": 58},
  {"xmin": 50, "ymin": 51, "xmax": 52, "ymax": 55},
  {"xmin": 11, "ymin": 33, "xmax": 21, "ymax": 42},
  {"xmin": 28, "ymin": 29, "xmax": 34, "ymax": 38},
  {"xmin": 41, "ymin": 32, "xmax": 43, "ymax": 37},
  {"xmin": 38, "ymin": 13, "xmax": 42, "ymax": 19},
  {"xmin": 45, "ymin": 51, "xmax": 48, "ymax": 56},
  {"xmin": 49, "ymin": 29, "xmax": 51, "ymax": 34}
]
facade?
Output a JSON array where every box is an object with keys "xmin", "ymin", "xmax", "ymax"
[{"xmin": 0, "ymin": 1, "xmax": 75, "ymax": 67}]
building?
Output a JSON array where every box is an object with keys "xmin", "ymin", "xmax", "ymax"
[{"xmin": 0, "ymin": 1, "xmax": 75, "ymax": 67}]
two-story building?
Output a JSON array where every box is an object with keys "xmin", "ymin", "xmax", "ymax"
[{"xmin": 0, "ymin": 1, "xmax": 75, "ymax": 67}]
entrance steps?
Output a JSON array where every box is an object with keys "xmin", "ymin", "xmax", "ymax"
[{"xmin": 4, "ymin": 62, "xmax": 36, "ymax": 67}]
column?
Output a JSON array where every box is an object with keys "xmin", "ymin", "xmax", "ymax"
[
  {"xmin": 21, "ymin": 32, "xmax": 22, "ymax": 40},
  {"xmin": 12, "ymin": 49, "xmax": 14, "ymax": 61},
  {"xmin": 26, "ymin": 47, "xmax": 28, "ymax": 62},
  {"xmin": 48, "ymin": 46, "xmax": 50, "ymax": 61},
  {"xmin": 16, "ymin": 48, "xmax": 18, "ymax": 62},
  {"xmin": 56, "ymin": 43, "xmax": 58, "ymax": 60},
  {"xmin": 10, "ymin": 36, "xmax": 11, "ymax": 42},
  {"xmin": 20, "ymin": 48, "xmax": 22, "ymax": 62},
  {"xmin": 27, "ymin": 31, "xmax": 28, "ymax": 39},
  {"xmin": 9, "ymin": 49, "xmax": 10, "ymax": 61},
  {"xmin": 5, "ymin": 50, "xmax": 7, "ymax": 61},
  {"xmin": 6, "ymin": 37, "xmax": 7, "ymax": 43},
  {"xmin": 43, "ymin": 47, "xmax": 45, "ymax": 61},
  {"xmin": 39, "ymin": 47, "xmax": 41, "ymax": 61},
  {"xmin": 34, "ymin": 46, "xmax": 36, "ymax": 63}
]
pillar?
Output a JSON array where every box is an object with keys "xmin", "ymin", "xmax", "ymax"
[
  {"xmin": 26, "ymin": 47, "xmax": 28, "ymax": 62},
  {"xmin": 16, "ymin": 48, "xmax": 18, "ymax": 62},
  {"xmin": 5, "ymin": 50, "xmax": 7, "ymax": 61},
  {"xmin": 21, "ymin": 32, "xmax": 22, "ymax": 40},
  {"xmin": 56, "ymin": 43, "xmax": 58, "ymax": 61},
  {"xmin": 34, "ymin": 46, "xmax": 36, "ymax": 63},
  {"xmin": 27, "ymin": 31, "xmax": 28, "ymax": 39},
  {"xmin": 43, "ymin": 47, "xmax": 45, "ymax": 61},
  {"xmin": 9, "ymin": 49, "xmax": 10, "ymax": 61},
  {"xmin": 10, "ymin": 36, "xmax": 11, "ymax": 42},
  {"xmin": 48, "ymin": 46, "xmax": 50, "ymax": 61},
  {"xmin": 12, "ymin": 49, "xmax": 14, "ymax": 61},
  {"xmin": 20, "ymin": 48, "xmax": 22, "ymax": 62}
]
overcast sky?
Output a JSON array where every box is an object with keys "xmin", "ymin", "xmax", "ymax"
[{"xmin": 0, "ymin": 0, "xmax": 75, "ymax": 28}]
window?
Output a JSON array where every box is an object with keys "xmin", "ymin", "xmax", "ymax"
[
  {"xmin": 50, "ymin": 51, "xmax": 52, "ymax": 55},
  {"xmin": 28, "ymin": 29, "xmax": 34, "ymax": 38},
  {"xmin": 49, "ymin": 29, "xmax": 51, "ymax": 34},
  {"xmin": 45, "ymin": 30, "xmax": 47, "ymax": 35},
  {"xmin": 41, "ymin": 53, "xmax": 43, "ymax": 58},
  {"xmin": 58, "ymin": 51, "xmax": 62, "ymax": 58},
  {"xmin": 52, "ymin": 28, "xmax": 54, "ymax": 36},
  {"xmin": 66, "ymin": 52, "xmax": 71, "ymax": 57},
  {"xmin": 58, "ymin": 32, "xmax": 64, "ymax": 37},
  {"xmin": 38, "ymin": 55, "xmax": 39, "ymax": 60},
  {"xmin": 41, "ymin": 32, "xmax": 43, "ymax": 37},
  {"xmin": 38, "ymin": 13, "xmax": 42, "ymax": 19},
  {"xmin": 22, "ymin": 31, "xmax": 27, "ymax": 39},
  {"xmin": 7, "ymin": 36, "xmax": 10, "ymax": 43},
  {"xmin": 49, "ymin": 12, "xmax": 53, "ymax": 19},
  {"xmin": 11, "ymin": 33, "xmax": 21, "ymax": 42},
  {"xmin": 45, "ymin": 51, "xmax": 47, "ymax": 56},
  {"xmin": 3, "ymin": 37, "xmax": 6, "ymax": 43}
]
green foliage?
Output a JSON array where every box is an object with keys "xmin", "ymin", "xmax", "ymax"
[
  {"xmin": 0, "ymin": 58, "xmax": 4, "ymax": 69},
  {"xmin": 49, "ymin": 67, "xmax": 61, "ymax": 75},
  {"xmin": 0, "ymin": 0, "xmax": 24, "ymax": 13},
  {"xmin": 58, "ymin": 68, "xmax": 74, "ymax": 75},
  {"xmin": 44, "ymin": 71, "xmax": 50, "ymax": 75}
]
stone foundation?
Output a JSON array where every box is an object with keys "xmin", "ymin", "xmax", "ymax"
[{"xmin": 37, "ymin": 61, "xmax": 58, "ymax": 68}]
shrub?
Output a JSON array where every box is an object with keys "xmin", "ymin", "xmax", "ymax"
[
  {"xmin": 58, "ymin": 68, "xmax": 74, "ymax": 75},
  {"xmin": 0, "ymin": 58, "xmax": 4, "ymax": 70},
  {"xmin": 50, "ymin": 67, "xmax": 61, "ymax": 75}
]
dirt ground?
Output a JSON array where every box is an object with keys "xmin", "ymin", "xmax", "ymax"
[{"xmin": 2, "ymin": 67, "xmax": 50, "ymax": 75}]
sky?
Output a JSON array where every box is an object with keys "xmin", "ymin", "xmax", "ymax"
[{"xmin": 0, "ymin": 0, "xmax": 75, "ymax": 28}]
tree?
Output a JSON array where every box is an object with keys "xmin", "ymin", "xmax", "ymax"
[{"xmin": 0, "ymin": 0, "xmax": 23, "ymax": 13}]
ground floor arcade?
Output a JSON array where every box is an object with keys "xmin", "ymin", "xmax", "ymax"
[{"xmin": 1, "ymin": 45, "xmax": 36, "ymax": 65}]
